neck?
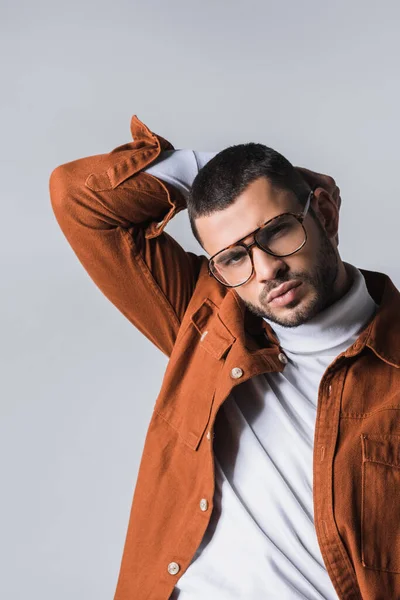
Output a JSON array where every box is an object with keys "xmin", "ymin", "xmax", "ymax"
[{"xmin": 329, "ymin": 258, "xmax": 353, "ymax": 307}]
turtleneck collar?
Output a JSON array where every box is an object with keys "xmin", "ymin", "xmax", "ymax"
[{"xmin": 263, "ymin": 262, "xmax": 378, "ymax": 355}]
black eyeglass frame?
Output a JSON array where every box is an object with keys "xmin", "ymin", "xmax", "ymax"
[{"xmin": 207, "ymin": 190, "xmax": 314, "ymax": 288}]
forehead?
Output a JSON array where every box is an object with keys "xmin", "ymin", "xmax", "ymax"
[{"xmin": 195, "ymin": 177, "xmax": 298, "ymax": 256}]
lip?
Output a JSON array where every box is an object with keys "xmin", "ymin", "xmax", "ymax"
[{"xmin": 267, "ymin": 281, "xmax": 302, "ymax": 303}]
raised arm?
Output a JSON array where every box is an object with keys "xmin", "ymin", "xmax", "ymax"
[
  {"xmin": 49, "ymin": 115, "xmax": 207, "ymax": 357},
  {"xmin": 49, "ymin": 114, "xmax": 342, "ymax": 359}
]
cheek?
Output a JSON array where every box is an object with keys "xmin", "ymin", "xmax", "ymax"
[
  {"xmin": 233, "ymin": 286, "xmax": 253, "ymax": 305},
  {"xmin": 304, "ymin": 221, "xmax": 323, "ymax": 252},
  {"xmin": 237, "ymin": 281, "xmax": 262, "ymax": 305},
  {"xmin": 291, "ymin": 231, "xmax": 320, "ymax": 267}
]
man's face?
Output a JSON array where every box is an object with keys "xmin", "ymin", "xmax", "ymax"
[{"xmin": 195, "ymin": 176, "xmax": 341, "ymax": 328}]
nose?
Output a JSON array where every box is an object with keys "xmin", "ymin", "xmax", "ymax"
[{"xmin": 250, "ymin": 244, "xmax": 288, "ymax": 283}]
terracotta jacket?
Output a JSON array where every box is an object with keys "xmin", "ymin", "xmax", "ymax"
[{"xmin": 49, "ymin": 115, "xmax": 400, "ymax": 600}]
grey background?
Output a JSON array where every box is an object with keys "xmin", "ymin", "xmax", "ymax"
[{"xmin": 2, "ymin": 1, "xmax": 400, "ymax": 598}]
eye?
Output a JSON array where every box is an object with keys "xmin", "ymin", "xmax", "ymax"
[
  {"xmin": 222, "ymin": 253, "xmax": 246, "ymax": 266},
  {"xmin": 216, "ymin": 248, "xmax": 248, "ymax": 267},
  {"xmin": 268, "ymin": 224, "xmax": 288, "ymax": 237},
  {"xmin": 260, "ymin": 221, "xmax": 292, "ymax": 242}
]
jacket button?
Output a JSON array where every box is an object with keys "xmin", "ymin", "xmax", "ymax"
[
  {"xmin": 200, "ymin": 498, "xmax": 208, "ymax": 511},
  {"xmin": 278, "ymin": 352, "xmax": 288, "ymax": 364},
  {"xmin": 167, "ymin": 562, "xmax": 180, "ymax": 575},
  {"xmin": 206, "ymin": 430, "xmax": 211, "ymax": 440},
  {"xmin": 230, "ymin": 367, "xmax": 243, "ymax": 379}
]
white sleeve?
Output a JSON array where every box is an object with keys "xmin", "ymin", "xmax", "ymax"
[{"xmin": 144, "ymin": 150, "xmax": 217, "ymax": 200}]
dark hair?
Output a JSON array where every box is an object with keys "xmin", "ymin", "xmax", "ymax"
[{"xmin": 188, "ymin": 143, "xmax": 314, "ymax": 249}]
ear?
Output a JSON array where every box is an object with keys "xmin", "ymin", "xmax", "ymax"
[{"xmin": 312, "ymin": 187, "xmax": 340, "ymax": 245}]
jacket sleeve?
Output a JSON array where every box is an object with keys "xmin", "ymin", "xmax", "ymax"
[{"xmin": 49, "ymin": 115, "xmax": 206, "ymax": 357}]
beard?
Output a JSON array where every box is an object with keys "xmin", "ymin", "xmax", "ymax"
[{"xmin": 242, "ymin": 222, "xmax": 342, "ymax": 328}]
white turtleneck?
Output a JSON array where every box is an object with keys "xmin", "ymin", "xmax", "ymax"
[
  {"xmin": 145, "ymin": 153, "xmax": 378, "ymax": 599},
  {"xmin": 145, "ymin": 149, "xmax": 217, "ymax": 199}
]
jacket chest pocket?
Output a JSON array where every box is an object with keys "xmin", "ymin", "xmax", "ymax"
[{"xmin": 361, "ymin": 433, "xmax": 400, "ymax": 572}]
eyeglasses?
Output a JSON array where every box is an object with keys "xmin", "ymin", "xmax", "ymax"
[{"xmin": 208, "ymin": 190, "xmax": 313, "ymax": 288}]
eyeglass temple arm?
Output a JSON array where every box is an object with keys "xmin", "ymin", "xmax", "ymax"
[{"xmin": 300, "ymin": 190, "xmax": 313, "ymax": 219}]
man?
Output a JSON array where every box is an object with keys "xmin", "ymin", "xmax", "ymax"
[{"xmin": 49, "ymin": 115, "xmax": 400, "ymax": 600}]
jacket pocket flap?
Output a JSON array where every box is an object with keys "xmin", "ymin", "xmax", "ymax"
[
  {"xmin": 361, "ymin": 433, "xmax": 400, "ymax": 467},
  {"xmin": 191, "ymin": 298, "xmax": 236, "ymax": 360}
]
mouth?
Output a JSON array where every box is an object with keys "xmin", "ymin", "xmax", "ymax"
[{"xmin": 267, "ymin": 281, "xmax": 303, "ymax": 307}]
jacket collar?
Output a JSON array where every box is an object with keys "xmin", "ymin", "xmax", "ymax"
[
  {"xmin": 200, "ymin": 267, "xmax": 400, "ymax": 368},
  {"xmin": 358, "ymin": 268, "xmax": 400, "ymax": 368}
]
